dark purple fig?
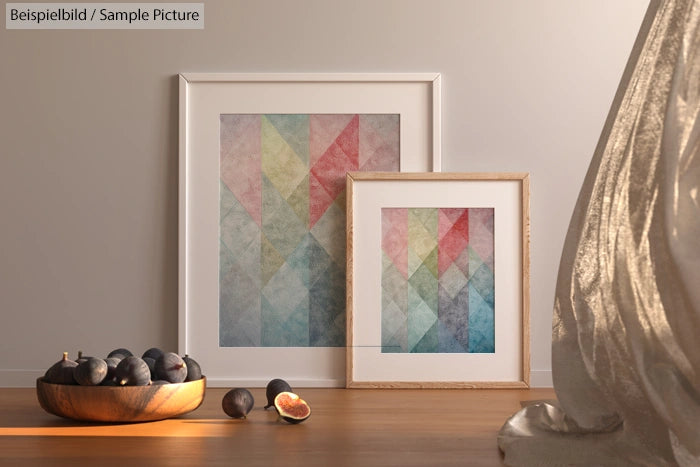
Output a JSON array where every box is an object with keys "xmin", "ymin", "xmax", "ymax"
[
  {"xmin": 222, "ymin": 388, "xmax": 255, "ymax": 419},
  {"xmin": 264, "ymin": 378, "xmax": 292, "ymax": 409},
  {"xmin": 182, "ymin": 355, "xmax": 202, "ymax": 381},
  {"xmin": 150, "ymin": 380, "xmax": 170, "ymax": 385},
  {"xmin": 100, "ymin": 379, "xmax": 118, "ymax": 386},
  {"xmin": 142, "ymin": 347, "xmax": 164, "ymax": 361},
  {"xmin": 76, "ymin": 350, "xmax": 92, "ymax": 364},
  {"xmin": 104, "ymin": 357, "xmax": 120, "ymax": 381},
  {"xmin": 114, "ymin": 356, "xmax": 151, "ymax": 386},
  {"xmin": 143, "ymin": 357, "xmax": 157, "ymax": 380},
  {"xmin": 154, "ymin": 352, "xmax": 187, "ymax": 383},
  {"xmin": 74, "ymin": 357, "xmax": 108, "ymax": 386},
  {"xmin": 107, "ymin": 348, "xmax": 133, "ymax": 360},
  {"xmin": 44, "ymin": 352, "xmax": 78, "ymax": 385}
]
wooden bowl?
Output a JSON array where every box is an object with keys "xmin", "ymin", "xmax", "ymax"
[{"xmin": 36, "ymin": 377, "xmax": 206, "ymax": 422}]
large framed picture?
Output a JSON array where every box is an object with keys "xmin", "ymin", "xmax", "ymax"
[
  {"xmin": 346, "ymin": 172, "xmax": 529, "ymax": 388},
  {"xmin": 179, "ymin": 73, "xmax": 441, "ymax": 387}
]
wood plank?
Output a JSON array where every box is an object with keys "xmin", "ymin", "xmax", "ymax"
[{"xmin": 0, "ymin": 387, "xmax": 555, "ymax": 466}]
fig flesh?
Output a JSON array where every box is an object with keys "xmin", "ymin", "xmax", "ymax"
[
  {"xmin": 222, "ymin": 388, "xmax": 255, "ymax": 419},
  {"xmin": 264, "ymin": 378, "xmax": 292, "ymax": 409},
  {"xmin": 154, "ymin": 352, "xmax": 187, "ymax": 383},
  {"xmin": 274, "ymin": 392, "xmax": 311, "ymax": 424}
]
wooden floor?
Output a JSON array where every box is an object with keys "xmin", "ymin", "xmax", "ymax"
[{"xmin": 0, "ymin": 386, "xmax": 555, "ymax": 466}]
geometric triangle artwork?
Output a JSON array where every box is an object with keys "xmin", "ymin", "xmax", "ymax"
[
  {"xmin": 220, "ymin": 114, "xmax": 399, "ymax": 347},
  {"xmin": 381, "ymin": 207, "xmax": 495, "ymax": 353}
]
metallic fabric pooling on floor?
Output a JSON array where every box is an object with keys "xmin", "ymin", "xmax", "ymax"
[{"xmin": 499, "ymin": 0, "xmax": 700, "ymax": 465}]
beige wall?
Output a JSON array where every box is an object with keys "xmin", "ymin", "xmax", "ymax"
[{"xmin": 0, "ymin": 0, "xmax": 648, "ymax": 386}]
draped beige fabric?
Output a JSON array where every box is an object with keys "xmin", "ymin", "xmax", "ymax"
[{"xmin": 498, "ymin": 0, "xmax": 700, "ymax": 465}]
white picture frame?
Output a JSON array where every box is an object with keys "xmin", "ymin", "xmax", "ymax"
[
  {"xmin": 346, "ymin": 172, "xmax": 530, "ymax": 388},
  {"xmin": 179, "ymin": 73, "xmax": 441, "ymax": 387}
]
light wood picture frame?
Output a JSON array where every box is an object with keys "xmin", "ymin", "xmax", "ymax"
[
  {"xmin": 179, "ymin": 73, "xmax": 441, "ymax": 387},
  {"xmin": 346, "ymin": 172, "xmax": 530, "ymax": 388}
]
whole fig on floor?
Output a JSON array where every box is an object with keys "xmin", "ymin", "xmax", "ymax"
[
  {"xmin": 264, "ymin": 378, "xmax": 292, "ymax": 409},
  {"xmin": 222, "ymin": 388, "xmax": 255, "ymax": 419}
]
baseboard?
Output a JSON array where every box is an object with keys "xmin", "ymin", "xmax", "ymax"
[
  {"xmin": 529, "ymin": 370, "xmax": 553, "ymax": 388},
  {"xmin": 0, "ymin": 370, "xmax": 44, "ymax": 387},
  {"xmin": 205, "ymin": 377, "xmax": 346, "ymax": 388}
]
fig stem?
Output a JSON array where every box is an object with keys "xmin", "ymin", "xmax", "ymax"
[{"xmin": 62, "ymin": 352, "xmax": 68, "ymax": 361}]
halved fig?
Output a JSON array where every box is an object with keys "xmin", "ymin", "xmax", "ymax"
[{"xmin": 273, "ymin": 391, "xmax": 311, "ymax": 424}]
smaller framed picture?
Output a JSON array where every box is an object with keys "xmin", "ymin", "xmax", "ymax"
[{"xmin": 346, "ymin": 172, "xmax": 530, "ymax": 388}]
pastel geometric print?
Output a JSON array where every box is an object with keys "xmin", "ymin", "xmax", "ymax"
[
  {"xmin": 381, "ymin": 208, "xmax": 495, "ymax": 353},
  {"xmin": 220, "ymin": 114, "xmax": 400, "ymax": 347}
]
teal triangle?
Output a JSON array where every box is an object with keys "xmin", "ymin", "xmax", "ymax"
[
  {"xmin": 437, "ymin": 321, "xmax": 467, "ymax": 353},
  {"xmin": 468, "ymin": 282, "xmax": 495, "ymax": 353},
  {"xmin": 220, "ymin": 180, "xmax": 237, "ymax": 218},
  {"xmin": 407, "ymin": 290, "xmax": 437, "ymax": 352},
  {"xmin": 410, "ymin": 322, "xmax": 438, "ymax": 353},
  {"xmin": 262, "ymin": 296, "xmax": 309, "ymax": 347},
  {"xmin": 309, "ymin": 256, "xmax": 345, "ymax": 347},
  {"xmin": 468, "ymin": 262, "xmax": 495, "ymax": 308}
]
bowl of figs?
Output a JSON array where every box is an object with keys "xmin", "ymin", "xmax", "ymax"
[{"xmin": 36, "ymin": 347, "xmax": 206, "ymax": 423}]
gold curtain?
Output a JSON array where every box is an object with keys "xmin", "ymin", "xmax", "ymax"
[{"xmin": 498, "ymin": 0, "xmax": 700, "ymax": 464}]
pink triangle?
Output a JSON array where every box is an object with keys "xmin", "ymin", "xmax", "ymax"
[
  {"xmin": 438, "ymin": 209, "xmax": 469, "ymax": 276},
  {"xmin": 336, "ymin": 115, "xmax": 360, "ymax": 160},
  {"xmin": 469, "ymin": 208, "xmax": 494, "ymax": 269},
  {"xmin": 438, "ymin": 209, "xmax": 456, "ymax": 241},
  {"xmin": 310, "ymin": 115, "xmax": 356, "ymax": 167},
  {"xmin": 359, "ymin": 115, "xmax": 400, "ymax": 169},
  {"xmin": 441, "ymin": 208, "xmax": 465, "ymax": 225},
  {"xmin": 311, "ymin": 141, "xmax": 356, "ymax": 202},
  {"xmin": 220, "ymin": 115, "xmax": 262, "ymax": 227},
  {"xmin": 309, "ymin": 117, "xmax": 359, "ymax": 222},
  {"xmin": 382, "ymin": 208, "xmax": 408, "ymax": 279},
  {"xmin": 359, "ymin": 144, "xmax": 400, "ymax": 171},
  {"xmin": 309, "ymin": 172, "xmax": 335, "ymax": 229}
]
